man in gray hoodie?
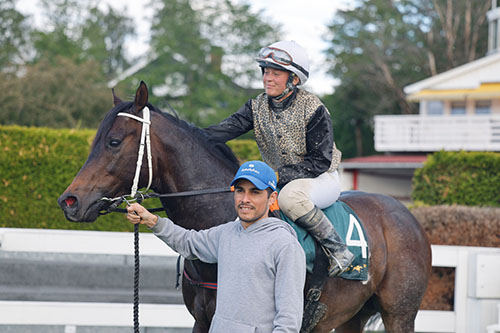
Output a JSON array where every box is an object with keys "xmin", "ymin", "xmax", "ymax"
[{"xmin": 126, "ymin": 160, "xmax": 306, "ymax": 332}]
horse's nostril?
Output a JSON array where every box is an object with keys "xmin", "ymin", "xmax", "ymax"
[{"xmin": 64, "ymin": 196, "xmax": 77, "ymax": 207}]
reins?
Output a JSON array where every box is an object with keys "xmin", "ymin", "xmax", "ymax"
[
  {"xmin": 99, "ymin": 187, "xmax": 232, "ymax": 215},
  {"xmin": 96, "ymin": 106, "xmax": 230, "ymax": 332}
]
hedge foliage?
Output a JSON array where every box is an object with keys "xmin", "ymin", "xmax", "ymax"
[
  {"xmin": 5, "ymin": 126, "xmax": 499, "ymax": 230},
  {"xmin": 410, "ymin": 205, "xmax": 500, "ymax": 311},
  {"xmin": 410, "ymin": 205, "xmax": 500, "ymax": 247},
  {"xmin": 0, "ymin": 125, "xmax": 259, "ymax": 231},
  {"xmin": 412, "ymin": 151, "xmax": 500, "ymax": 207}
]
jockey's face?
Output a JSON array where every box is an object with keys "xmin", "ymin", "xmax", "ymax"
[
  {"xmin": 262, "ymin": 68, "xmax": 290, "ymax": 97},
  {"xmin": 233, "ymin": 179, "xmax": 277, "ymax": 228}
]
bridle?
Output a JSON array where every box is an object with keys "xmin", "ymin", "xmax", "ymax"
[
  {"xmin": 98, "ymin": 106, "xmax": 231, "ymax": 214},
  {"xmin": 99, "ymin": 106, "xmax": 153, "ymax": 208}
]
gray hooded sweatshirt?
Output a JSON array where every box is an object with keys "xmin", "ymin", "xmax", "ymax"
[{"xmin": 151, "ymin": 216, "xmax": 306, "ymax": 333}]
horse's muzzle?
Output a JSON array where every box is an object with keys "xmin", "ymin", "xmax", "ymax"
[{"xmin": 58, "ymin": 192, "xmax": 104, "ymax": 222}]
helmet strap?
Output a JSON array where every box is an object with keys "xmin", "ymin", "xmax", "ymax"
[{"xmin": 272, "ymin": 73, "xmax": 297, "ymax": 102}]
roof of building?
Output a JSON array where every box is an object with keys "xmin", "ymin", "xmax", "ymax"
[
  {"xmin": 340, "ymin": 154, "xmax": 428, "ymax": 169},
  {"xmin": 404, "ymin": 52, "xmax": 500, "ymax": 100},
  {"xmin": 406, "ymin": 82, "xmax": 500, "ymax": 101}
]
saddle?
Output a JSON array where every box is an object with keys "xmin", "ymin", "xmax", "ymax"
[
  {"xmin": 276, "ymin": 201, "xmax": 369, "ymax": 279},
  {"xmin": 272, "ymin": 201, "xmax": 370, "ymax": 332}
]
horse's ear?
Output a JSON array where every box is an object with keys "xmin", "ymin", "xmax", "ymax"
[
  {"xmin": 112, "ymin": 88, "xmax": 123, "ymax": 106},
  {"xmin": 134, "ymin": 81, "xmax": 149, "ymax": 113}
]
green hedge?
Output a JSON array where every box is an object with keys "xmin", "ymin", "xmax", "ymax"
[
  {"xmin": 412, "ymin": 151, "xmax": 500, "ymax": 207},
  {"xmin": 0, "ymin": 125, "xmax": 260, "ymax": 231}
]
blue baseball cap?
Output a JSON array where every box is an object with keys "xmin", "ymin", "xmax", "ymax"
[{"xmin": 230, "ymin": 160, "xmax": 277, "ymax": 191}]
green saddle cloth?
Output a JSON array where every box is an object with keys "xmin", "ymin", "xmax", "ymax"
[{"xmin": 279, "ymin": 201, "xmax": 369, "ymax": 280}]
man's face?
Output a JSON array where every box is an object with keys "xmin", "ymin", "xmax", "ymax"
[{"xmin": 233, "ymin": 179, "xmax": 277, "ymax": 227}]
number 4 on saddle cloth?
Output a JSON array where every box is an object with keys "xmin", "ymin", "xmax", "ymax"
[{"xmin": 277, "ymin": 201, "xmax": 369, "ymax": 280}]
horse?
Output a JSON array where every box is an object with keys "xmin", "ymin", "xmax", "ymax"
[{"xmin": 58, "ymin": 82, "xmax": 432, "ymax": 332}]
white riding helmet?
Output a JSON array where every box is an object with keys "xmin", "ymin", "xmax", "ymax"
[{"xmin": 256, "ymin": 40, "xmax": 310, "ymax": 85}]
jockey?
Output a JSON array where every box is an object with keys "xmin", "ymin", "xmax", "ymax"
[{"xmin": 205, "ymin": 40, "xmax": 354, "ymax": 276}]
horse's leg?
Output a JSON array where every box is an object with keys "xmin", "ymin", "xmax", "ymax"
[
  {"xmin": 320, "ymin": 295, "xmax": 379, "ymax": 333},
  {"xmin": 182, "ymin": 281, "xmax": 216, "ymax": 333},
  {"xmin": 374, "ymin": 267, "xmax": 422, "ymax": 332},
  {"xmin": 185, "ymin": 291, "xmax": 216, "ymax": 333},
  {"xmin": 376, "ymin": 281, "xmax": 423, "ymax": 332},
  {"xmin": 379, "ymin": 311, "xmax": 416, "ymax": 333},
  {"xmin": 192, "ymin": 321, "xmax": 209, "ymax": 333},
  {"xmin": 190, "ymin": 292, "xmax": 215, "ymax": 333},
  {"xmin": 375, "ymin": 210, "xmax": 431, "ymax": 333},
  {"xmin": 311, "ymin": 279, "xmax": 377, "ymax": 332},
  {"xmin": 331, "ymin": 310, "xmax": 377, "ymax": 333}
]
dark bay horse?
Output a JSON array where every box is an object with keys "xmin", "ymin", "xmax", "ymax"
[{"xmin": 58, "ymin": 82, "xmax": 432, "ymax": 332}]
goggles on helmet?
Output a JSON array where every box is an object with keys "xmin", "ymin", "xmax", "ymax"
[
  {"xmin": 257, "ymin": 47, "xmax": 309, "ymax": 78},
  {"xmin": 258, "ymin": 47, "xmax": 293, "ymax": 65}
]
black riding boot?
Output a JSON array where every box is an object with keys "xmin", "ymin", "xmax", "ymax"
[{"xmin": 296, "ymin": 207, "xmax": 355, "ymax": 277}]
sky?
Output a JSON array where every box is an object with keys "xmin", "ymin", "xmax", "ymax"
[{"xmin": 16, "ymin": 0, "xmax": 348, "ymax": 95}]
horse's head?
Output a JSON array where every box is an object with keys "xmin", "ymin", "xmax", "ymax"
[{"xmin": 58, "ymin": 81, "xmax": 154, "ymax": 222}]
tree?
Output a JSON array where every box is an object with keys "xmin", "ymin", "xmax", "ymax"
[
  {"xmin": 324, "ymin": 0, "xmax": 489, "ymax": 157},
  {"xmin": 0, "ymin": 0, "xmax": 137, "ymax": 129},
  {"xmin": 0, "ymin": 0, "xmax": 31, "ymax": 69},
  {"xmin": 116, "ymin": 0, "xmax": 281, "ymax": 127},
  {"xmin": 403, "ymin": 0, "xmax": 490, "ymax": 74},
  {"xmin": 30, "ymin": 0, "xmax": 86, "ymax": 62},
  {"xmin": 324, "ymin": 82, "xmax": 379, "ymax": 158},
  {"xmin": 0, "ymin": 57, "xmax": 111, "ymax": 128},
  {"xmin": 79, "ymin": 5, "xmax": 135, "ymax": 79},
  {"xmin": 31, "ymin": 0, "xmax": 135, "ymax": 78}
]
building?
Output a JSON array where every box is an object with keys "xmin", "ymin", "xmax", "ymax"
[{"xmin": 340, "ymin": 1, "xmax": 500, "ymax": 201}]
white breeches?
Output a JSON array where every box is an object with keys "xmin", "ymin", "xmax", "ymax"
[{"xmin": 278, "ymin": 170, "xmax": 341, "ymax": 221}]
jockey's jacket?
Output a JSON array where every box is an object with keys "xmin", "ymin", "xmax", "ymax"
[{"xmin": 205, "ymin": 88, "xmax": 341, "ymax": 187}]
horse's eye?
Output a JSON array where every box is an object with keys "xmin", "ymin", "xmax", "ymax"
[{"xmin": 108, "ymin": 138, "xmax": 122, "ymax": 148}]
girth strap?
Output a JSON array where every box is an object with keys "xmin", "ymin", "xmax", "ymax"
[
  {"xmin": 183, "ymin": 268, "xmax": 218, "ymax": 290},
  {"xmin": 300, "ymin": 244, "xmax": 329, "ymax": 333}
]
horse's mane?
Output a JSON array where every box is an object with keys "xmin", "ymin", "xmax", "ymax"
[{"xmin": 92, "ymin": 101, "xmax": 240, "ymax": 172}]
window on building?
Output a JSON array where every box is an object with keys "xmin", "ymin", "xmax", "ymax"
[
  {"xmin": 451, "ymin": 101, "xmax": 466, "ymax": 115},
  {"xmin": 427, "ymin": 101, "xmax": 444, "ymax": 115},
  {"xmin": 475, "ymin": 100, "xmax": 491, "ymax": 114}
]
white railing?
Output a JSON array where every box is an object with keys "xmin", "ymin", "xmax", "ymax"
[
  {"xmin": 374, "ymin": 114, "xmax": 500, "ymax": 152},
  {"xmin": 405, "ymin": 245, "xmax": 500, "ymax": 332},
  {"xmin": 487, "ymin": 303, "xmax": 500, "ymax": 333},
  {"xmin": 0, "ymin": 227, "xmax": 177, "ymax": 256},
  {"xmin": 0, "ymin": 228, "xmax": 192, "ymax": 330},
  {"xmin": 0, "ymin": 301, "xmax": 193, "ymax": 329},
  {"xmin": 1, "ymin": 229, "xmax": 500, "ymax": 332}
]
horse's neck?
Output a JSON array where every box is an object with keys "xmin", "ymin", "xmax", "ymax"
[{"xmin": 152, "ymin": 116, "xmax": 238, "ymax": 230}]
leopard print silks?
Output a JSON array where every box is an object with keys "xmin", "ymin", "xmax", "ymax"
[{"xmin": 252, "ymin": 89, "xmax": 341, "ymax": 172}]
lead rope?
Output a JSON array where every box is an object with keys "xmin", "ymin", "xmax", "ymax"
[
  {"xmin": 113, "ymin": 107, "xmax": 153, "ymax": 332},
  {"xmin": 133, "ymin": 223, "xmax": 140, "ymax": 333}
]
